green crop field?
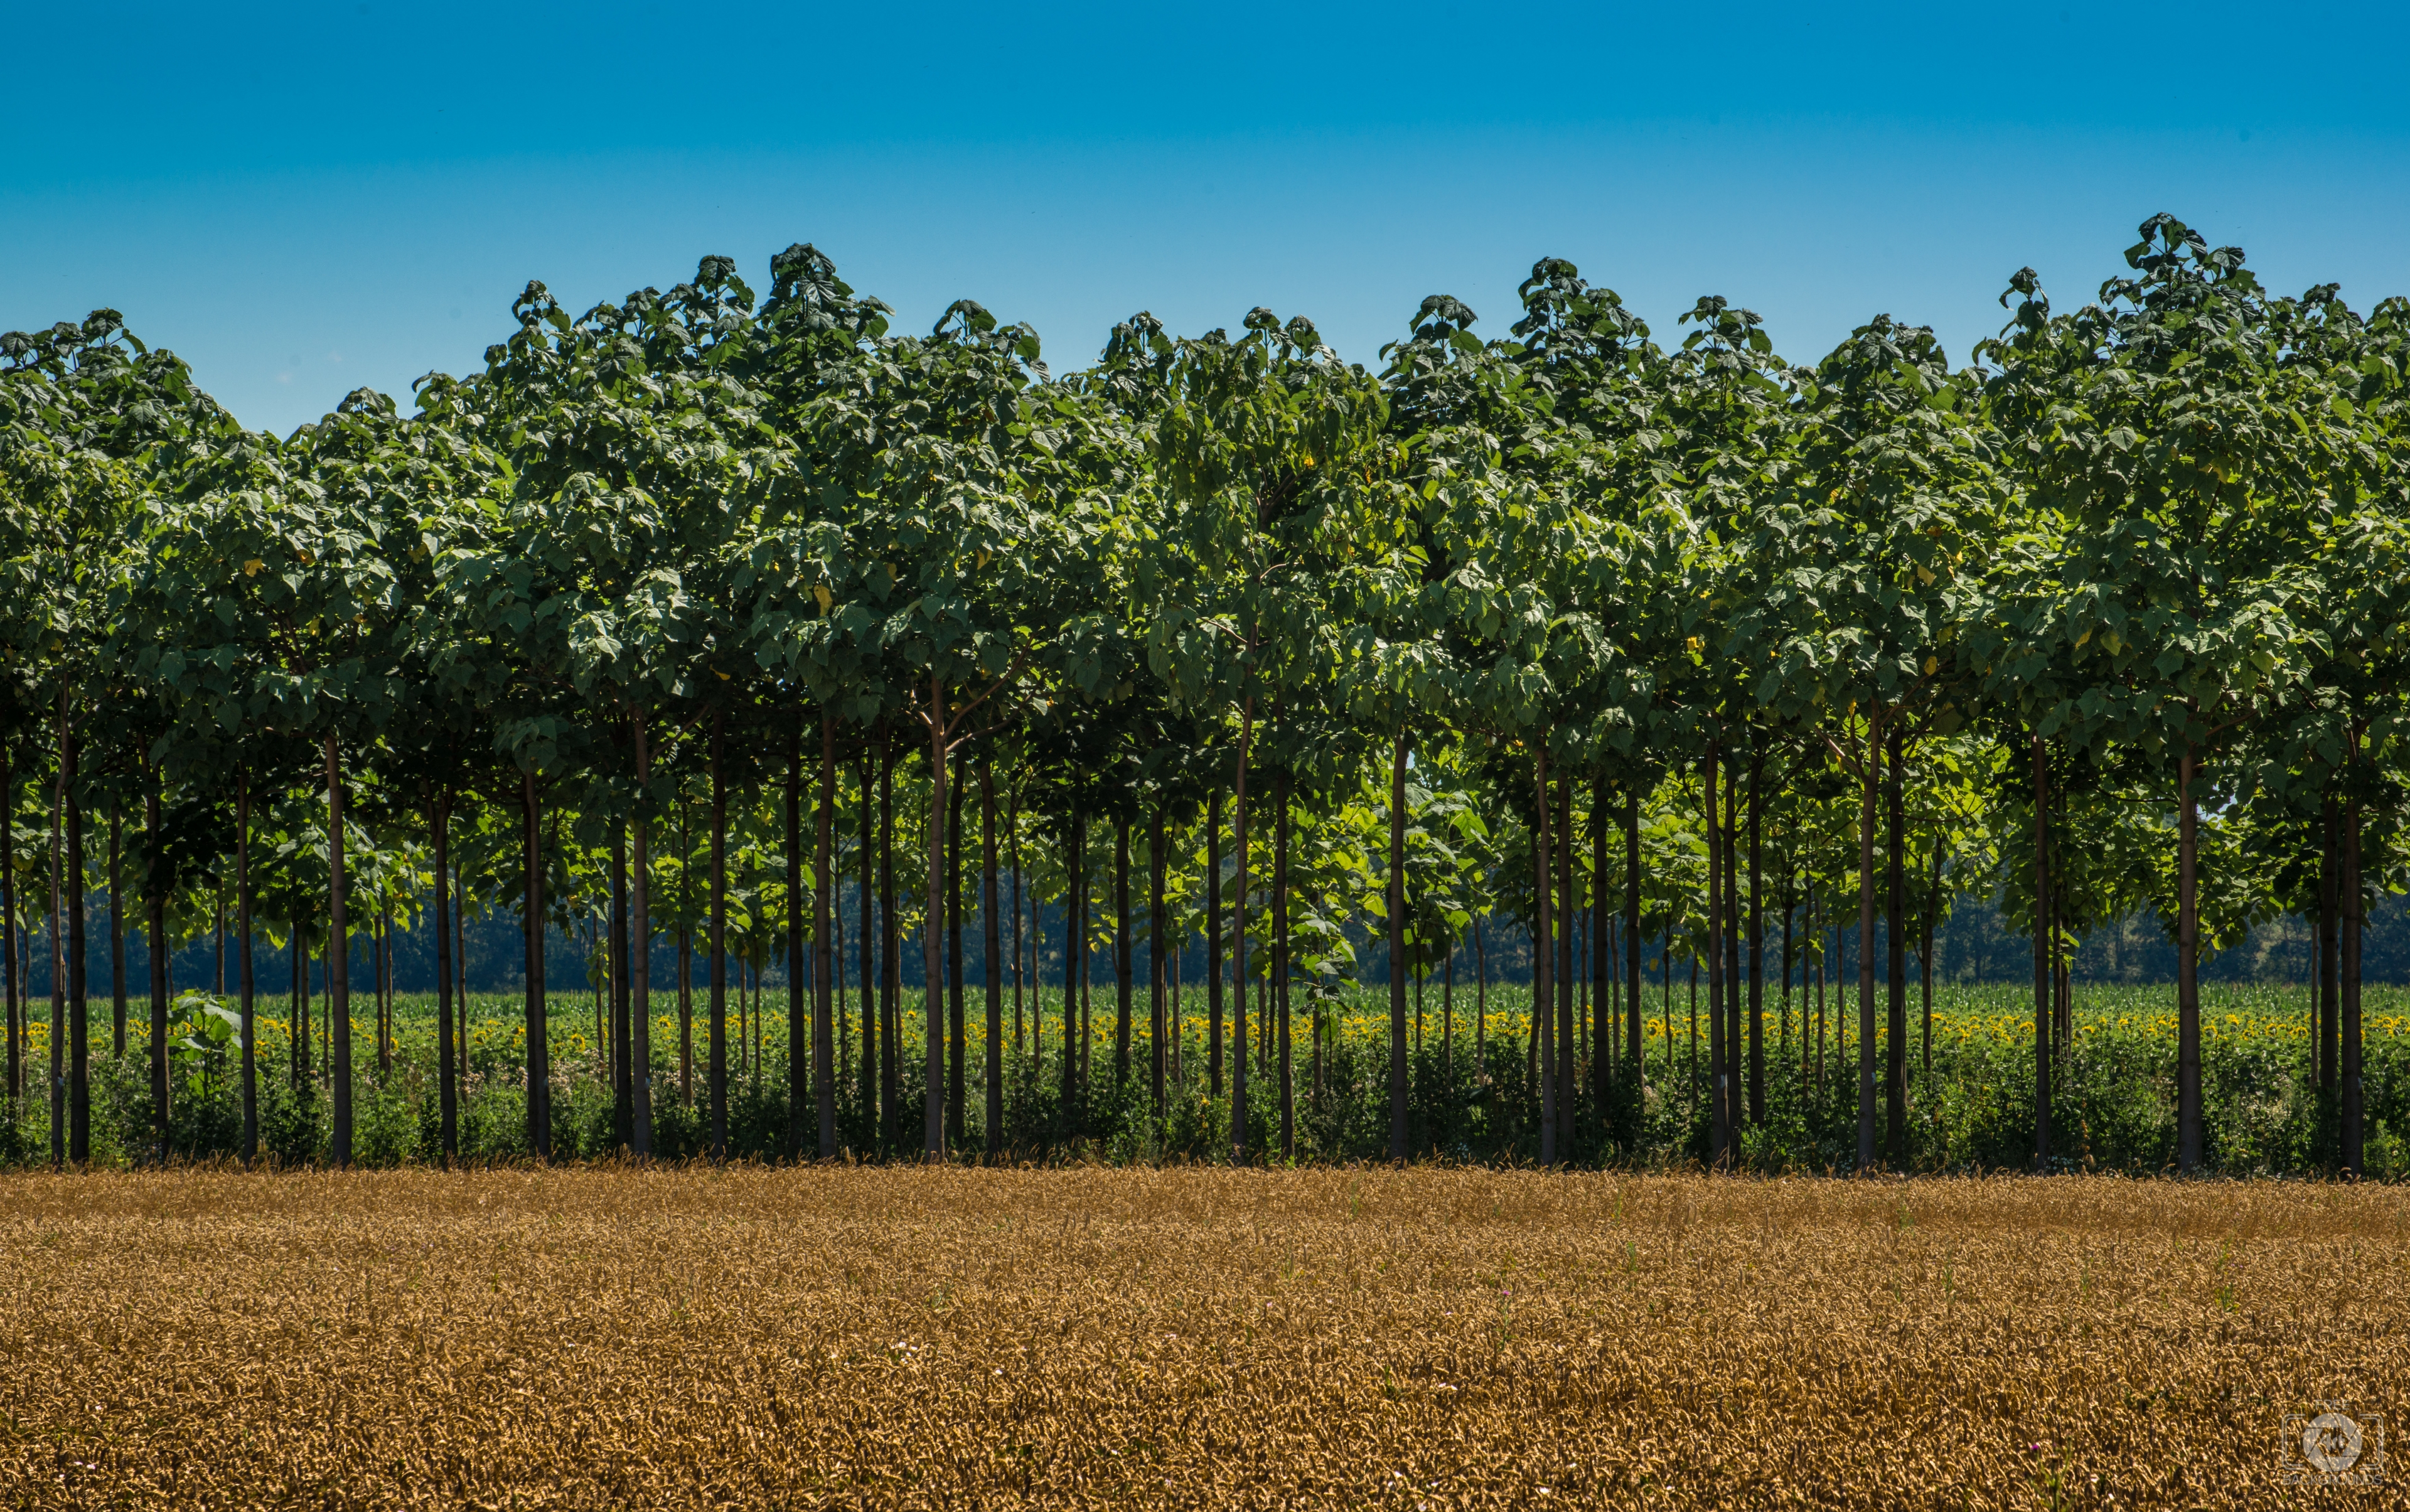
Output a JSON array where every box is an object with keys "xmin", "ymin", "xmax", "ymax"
[{"xmin": 7, "ymin": 981, "xmax": 2403, "ymax": 1177}]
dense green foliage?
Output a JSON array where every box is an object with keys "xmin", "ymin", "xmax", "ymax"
[{"xmin": 3, "ymin": 213, "xmax": 2406, "ymax": 1174}]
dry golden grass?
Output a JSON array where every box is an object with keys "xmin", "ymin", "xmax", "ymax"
[{"xmin": 1, "ymin": 1167, "xmax": 2404, "ymax": 1509}]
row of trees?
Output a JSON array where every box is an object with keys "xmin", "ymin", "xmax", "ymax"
[{"xmin": 2, "ymin": 214, "xmax": 2402, "ymax": 1174}]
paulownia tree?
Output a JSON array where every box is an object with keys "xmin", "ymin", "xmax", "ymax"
[
  {"xmin": 1978, "ymin": 216, "xmax": 2363, "ymax": 1171},
  {"xmin": 1145, "ymin": 308, "xmax": 1388, "ymax": 1161}
]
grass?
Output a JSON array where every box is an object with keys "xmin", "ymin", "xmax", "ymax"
[{"xmin": 0, "ymin": 1165, "xmax": 2399, "ymax": 1506}]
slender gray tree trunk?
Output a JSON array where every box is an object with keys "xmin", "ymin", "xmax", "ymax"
[
  {"xmin": 432, "ymin": 790, "xmax": 454, "ymax": 1164},
  {"xmin": 2318, "ymin": 797, "xmax": 2338, "ymax": 1091},
  {"xmin": 786, "ymin": 716, "xmax": 806, "ymax": 1159},
  {"xmin": 1386, "ymin": 733, "xmax": 1409, "ymax": 1161},
  {"xmin": 238, "ymin": 773, "xmax": 257, "ymax": 1164},
  {"xmin": 48, "ymin": 730, "xmax": 63, "ymax": 1169},
  {"xmin": 1275, "ymin": 768, "xmax": 1293, "ymax": 1162},
  {"xmin": 1231, "ymin": 700, "xmax": 1253, "ymax": 1162},
  {"xmin": 612, "ymin": 822, "xmax": 631, "ymax": 1150},
  {"xmin": 2032, "ymin": 734, "xmax": 2050, "ymax": 1169},
  {"xmin": 1113, "ymin": 811, "xmax": 1131, "ymax": 1089},
  {"xmin": 1855, "ymin": 708, "xmax": 1880, "ymax": 1174},
  {"xmin": 1534, "ymin": 744, "xmax": 1555, "ymax": 1167},
  {"xmin": 1747, "ymin": 758, "xmax": 1764, "ymax": 1128},
  {"xmin": 1149, "ymin": 802, "xmax": 1166, "ymax": 1125},
  {"xmin": 631, "ymin": 722, "xmax": 654, "ymax": 1157},
  {"xmin": 1884, "ymin": 726, "xmax": 1906, "ymax": 1165},
  {"xmin": 2341, "ymin": 754, "xmax": 2364, "ymax": 1176},
  {"xmin": 1625, "ymin": 785, "xmax": 1642, "ymax": 1077},
  {"xmin": 2176, "ymin": 743, "xmax": 2202, "ymax": 1172},
  {"xmin": 323, "ymin": 734, "xmax": 349, "ymax": 1166},
  {"xmin": 1706, "ymin": 741, "xmax": 1725, "ymax": 1166},
  {"xmin": 1207, "ymin": 792, "xmax": 1222, "ymax": 1098},
  {"xmin": 109, "ymin": 806, "xmax": 124, "ymax": 1058},
  {"xmin": 523, "ymin": 768, "xmax": 550, "ymax": 1161},
  {"xmin": 979, "ymin": 758, "xmax": 1000, "ymax": 1154},
  {"xmin": 68, "ymin": 740, "xmax": 90, "ymax": 1163},
  {"xmin": 709, "ymin": 709, "xmax": 729, "ymax": 1160},
  {"xmin": 815, "ymin": 716, "xmax": 836, "ymax": 1159}
]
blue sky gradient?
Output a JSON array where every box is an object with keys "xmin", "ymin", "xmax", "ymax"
[{"xmin": 6, "ymin": 1, "xmax": 2405, "ymax": 434}]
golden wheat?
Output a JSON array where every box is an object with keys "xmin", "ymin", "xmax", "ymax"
[{"xmin": 0, "ymin": 1167, "xmax": 2401, "ymax": 1508}]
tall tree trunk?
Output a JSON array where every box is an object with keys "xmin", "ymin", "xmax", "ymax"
[
  {"xmin": 1061, "ymin": 808, "xmax": 1082, "ymax": 1134},
  {"xmin": 321, "ymin": 735, "xmax": 348, "ymax": 1166},
  {"xmin": 629, "ymin": 734, "xmax": 653, "ymax": 1158},
  {"xmin": 1705, "ymin": 741, "xmax": 1725, "ymax": 1166},
  {"xmin": 709, "ymin": 710, "xmax": 729, "ymax": 1159},
  {"xmin": 921, "ymin": 678, "xmax": 950, "ymax": 1161},
  {"xmin": 595, "ymin": 914, "xmax": 609, "ymax": 1090},
  {"xmin": 879, "ymin": 740, "xmax": 899, "ymax": 1153},
  {"xmin": 1274, "ymin": 765, "xmax": 1293, "ymax": 1161},
  {"xmin": 1592, "ymin": 775, "xmax": 1610, "ymax": 1125},
  {"xmin": 1207, "ymin": 791, "xmax": 1223, "ymax": 1098},
  {"xmin": 1625, "ymin": 782, "xmax": 1642, "ymax": 1078},
  {"xmin": 1922, "ymin": 833, "xmax": 1942, "ymax": 1081},
  {"xmin": 109, "ymin": 805, "xmax": 125, "ymax": 1057},
  {"xmin": 1083, "ymin": 881, "xmax": 1097, "ymax": 1094},
  {"xmin": 69, "ymin": 738, "xmax": 91, "ymax": 1163},
  {"xmin": 1812, "ymin": 897, "xmax": 1824, "ymax": 1084},
  {"xmin": 370, "ymin": 913, "xmax": 383, "ymax": 1075},
  {"xmin": 1149, "ymin": 802, "xmax": 1167, "ymax": 1125},
  {"xmin": 1558, "ymin": 769, "xmax": 1576, "ymax": 1155},
  {"xmin": 815, "ymin": 716, "xmax": 837, "ymax": 1159},
  {"xmin": 2318, "ymin": 798, "xmax": 2338, "ymax": 1093},
  {"xmin": 237, "ymin": 774, "xmax": 257, "ymax": 1164},
  {"xmin": 291, "ymin": 901, "xmax": 305, "ymax": 1094},
  {"xmin": 1387, "ymin": 732, "xmax": 1410, "ymax": 1162},
  {"xmin": 2032, "ymin": 735, "xmax": 2050, "ymax": 1169},
  {"xmin": 1534, "ymin": 743, "xmax": 1555, "ymax": 1167},
  {"xmin": 786, "ymin": 716, "xmax": 806, "ymax": 1160},
  {"xmin": 1781, "ymin": 868, "xmax": 1794, "ymax": 1058},
  {"xmin": 2175, "ymin": 743, "xmax": 2202, "ymax": 1172},
  {"xmin": 1443, "ymin": 930, "xmax": 1455, "ymax": 1080},
  {"xmin": 948, "ymin": 750, "xmax": 967, "ymax": 1151},
  {"xmin": 1722, "ymin": 761, "xmax": 1739, "ymax": 1146},
  {"xmin": 454, "ymin": 862, "xmax": 468, "ymax": 1081},
  {"xmin": 859, "ymin": 756, "xmax": 877, "ymax": 1136},
  {"xmin": 522, "ymin": 768, "xmax": 550, "ymax": 1161},
  {"xmin": 1231, "ymin": 698, "xmax": 1254, "ymax": 1163},
  {"xmin": 432, "ymin": 790, "xmax": 454, "ymax": 1166},
  {"xmin": 1748, "ymin": 756, "xmax": 1764, "ymax": 1129},
  {"xmin": 1854, "ymin": 708, "xmax": 1880, "ymax": 1174},
  {"xmin": 1474, "ymin": 917, "xmax": 1487, "ymax": 1067},
  {"xmin": 613, "ymin": 821, "xmax": 632, "ymax": 1150},
  {"xmin": 1884, "ymin": 725, "xmax": 1907, "ymax": 1166},
  {"xmin": 2, "ymin": 750, "xmax": 14, "ymax": 1107},
  {"xmin": 370, "ymin": 913, "xmax": 382, "ymax": 1074},
  {"xmin": 1113, "ymin": 811, "xmax": 1132, "ymax": 1089},
  {"xmin": 1009, "ymin": 783, "xmax": 1023, "ymax": 1054},
  {"xmin": 48, "ymin": 743, "xmax": 63, "ymax": 1168},
  {"xmin": 676, "ymin": 803, "xmax": 691, "ymax": 1107},
  {"xmin": 2340, "ymin": 736, "xmax": 2364, "ymax": 1176},
  {"xmin": 980, "ymin": 758, "xmax": 1001, "ymax": 1154},
  {"xmin": 2054, "ymin": 778, "xmax": 2072, "ymax": 1051}
]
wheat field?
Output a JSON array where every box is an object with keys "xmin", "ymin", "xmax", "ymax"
[{"xmin": 0, "ymin": 1167, "xmax": 2402, "ymax": 1508}]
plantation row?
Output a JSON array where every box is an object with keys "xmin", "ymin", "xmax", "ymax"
[
  {"xmin": 3, "ymin": 213, "xmax": 2405, "ymax": 1176},
  {"xmin": 8, "ymin": 984, "xmax": 2405, "ymax": 1177}
]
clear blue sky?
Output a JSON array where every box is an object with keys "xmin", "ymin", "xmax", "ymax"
[{"xmin": 6, "ymin": 1, "xmax": 2406, "ymax": 436}]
